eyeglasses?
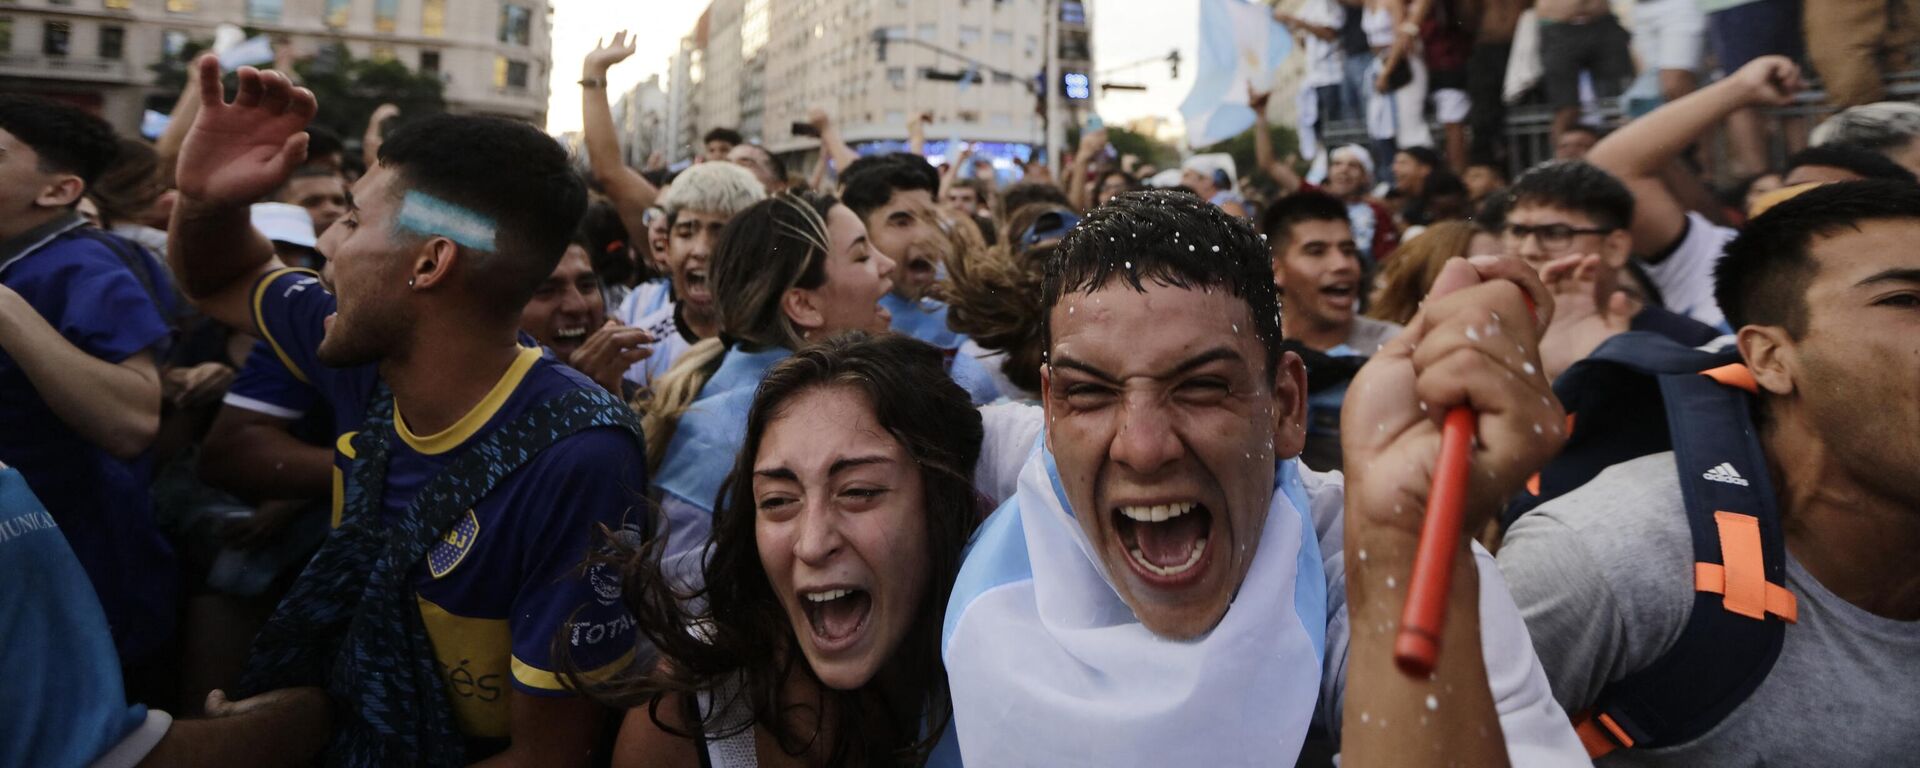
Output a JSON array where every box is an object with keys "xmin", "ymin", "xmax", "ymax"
[{"xmin": 1502, "ymin": 223, "xmax": 1614, "ymax": 251}]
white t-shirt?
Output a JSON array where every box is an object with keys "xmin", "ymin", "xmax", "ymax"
[
  {"xmin": 624, "ymin": 300, "xmax": 697, "ymax": 388},
  {"xmin": 1643, "ymin": 212, "xmax": 1736, "ymax": 331},
  {"xmin": 1298, "ymin": 0, "xmax": 1347, "ymax": 88}
]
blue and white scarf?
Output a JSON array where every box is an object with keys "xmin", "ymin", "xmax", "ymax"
[{"xmin": 941, "ymin": 445, "xmax": 1328, "ymax": 766}]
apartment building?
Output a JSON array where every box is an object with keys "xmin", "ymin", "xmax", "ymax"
[
  {"xmin": 0, "ymin": 0, "xmax": 551, "ymax": 133},
  {"xmin": 662, "ymin": 0, "xmax": 1094, "ymax": 167}
]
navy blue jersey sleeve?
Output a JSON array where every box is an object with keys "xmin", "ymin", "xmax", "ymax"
[
  {"xmin": 250, "ymin": 268, "xmax": 376, "ymax": 418},
  {"xmin": 5, "ymin": 239, "xmax": 171, "ymax": 365},
  {"xmin": 504, "ymin": 426, "xmax": 650, "ymax": 696},
  {"xmin": 222, "ymin": 339, "xmax": 321, "ymax": 419}
]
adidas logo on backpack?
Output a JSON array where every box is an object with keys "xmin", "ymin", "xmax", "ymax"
[{"xmin": 1703, "ymin": 462, "xmax": 1749, "ymax": 487}]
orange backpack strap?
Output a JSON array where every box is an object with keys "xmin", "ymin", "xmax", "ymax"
[{"xmin": 1694, "ymin": 511, "xmax": 1799, "ymax": 622}]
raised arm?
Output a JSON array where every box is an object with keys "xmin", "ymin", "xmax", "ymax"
[
  {"xmin": 907, "ymin": 111, "xmax": 929, "ymax": 156},
  {"xmin": 1340, "ymin": 257, "xmax": 1569, "ymax": 766},
  {"xmin": 1065, "ymin": 127, "xmax": 1106, "ymax": 212},
  {"xmin": 361, "ymin": 103, "xmax": 400, "ymax": 171},
  {"xmin": 168, "ymin": 55, "xmax": 309, "ymax": 333},
  {"xmin": 1275, "ymin": 9, "xmax": 1340, "ymax": 42},
  {"xmin": 582, "ymin": 32, "xmax": 659, "ymax": 245},
  {"xmin": 1589, "ymin": 56, "xmax": 1802, "ymax": 256},
  {"xmin": 809, "ymin": 108, "xmax": 860, "ymax": 171},
  {"xmin": 0, "ymin": 289, "xmax": 159, "ymax": 460},
  {"xmin": 1252, "ymin": 90, "xmax": 1304, "ymax": 194},
  {"xmin": 153, "ymin": 60, "xmax": 204, "ymax": 188}
]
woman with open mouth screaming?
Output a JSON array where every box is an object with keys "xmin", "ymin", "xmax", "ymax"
[
  {"xmin": 589, "ymin": 333, "xmax": 983, "ymax": 767},
  {"xmin": 634, "ymin": 191, "xmax": 898, "ymax": 590}
]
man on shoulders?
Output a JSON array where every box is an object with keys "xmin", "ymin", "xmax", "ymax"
[
  {"xmin": 1498, "ymin": 180, "xmax": 1920, "ymax": 765},
  {"xmin": 167, "ymin": 57, "xmax": 645, "ymax": 766}
]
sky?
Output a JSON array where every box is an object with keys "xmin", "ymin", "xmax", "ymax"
[{"xmin": 543, "ymin": 0, "xmax": 1202, "ymax": 136}]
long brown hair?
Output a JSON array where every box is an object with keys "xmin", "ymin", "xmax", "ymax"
[
  {"xmin": 637, "ymin": 192, "xmax": 839, "ymax": 469},
  {"xmin": 595, "ymin": 332, "xmax": 985, "ymax": 766},
  {"xmin": 1367, "ymin": 220, "xmax": 1477, "ymax": 326}
]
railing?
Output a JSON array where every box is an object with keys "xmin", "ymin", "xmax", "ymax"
[
  {"xmin": 0, "ymin": 52, "xmax": 132, "ymax": 81},
  {"xmin": 1318, "ymin": 57, "xmax": 1920, "ymax": 180}
]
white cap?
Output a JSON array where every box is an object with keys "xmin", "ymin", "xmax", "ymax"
[{"xmin": 251, "ymin": 202, "xmax": 317, "ymax": 248}]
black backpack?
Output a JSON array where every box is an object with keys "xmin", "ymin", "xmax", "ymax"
[{"xmin": 1504, "ymin": 332, "xmax": 1799, "ymax": 758}]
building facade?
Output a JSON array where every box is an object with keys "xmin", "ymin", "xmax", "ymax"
[
  {"xmin": 611, "ymin": 71, "xmax": 666, "ymax": 167},
  {"xmin": 658, "ymin": 0, "xmax": 1094, "ymax": 169},
  {"xmin": 0, "ymin": 0, "xmax": 551, "ymax": 133}
]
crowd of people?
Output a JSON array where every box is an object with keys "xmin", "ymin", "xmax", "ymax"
[{"xmin": 3, "ymin": 6, "xmax": 1918, "ymax": 765}]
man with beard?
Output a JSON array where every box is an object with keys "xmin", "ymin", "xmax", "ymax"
[
  {"xmin": 165, "ymin": 58, "xmax": 645, "ymax": 765},
  {"xmin": 612, "ymin": 161, "xmax": 764, "ymax": 390},
  {"xmin": 943, "ymin": 190, "xmax": 1585, "ymax": 765}
]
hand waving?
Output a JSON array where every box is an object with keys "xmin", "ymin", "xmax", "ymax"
[
  {"xmin": 584, "ymin": 31, "xmax": 637, "ymax": 77},
  {"xmin": 175, "ymin": 55, "xmax": 317, "ymax": 208}
]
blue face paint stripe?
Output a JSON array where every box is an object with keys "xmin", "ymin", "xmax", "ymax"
[{"xmin": 396, "ymin": 190, "xmax": 497, "ymax": 251}]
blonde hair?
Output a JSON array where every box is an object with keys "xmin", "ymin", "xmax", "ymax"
[
  {"xmin": 637, "ymin": 192, "xmax": 837, "ymax": 469},
  {"xmin": 1367, "ymin": 220, "xmax": 1477, "ymax": 326}
]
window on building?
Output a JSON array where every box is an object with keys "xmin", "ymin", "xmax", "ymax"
[
  {"xmin": 99, "ymin": 25, "xmax": 123, "ymax": 58},
  {"xmin": 371, "ymin": 44, "xmax": 394, "ymax": 60},
  {"xmin": 886, "ymin": 66, "xmax": 904, "ymax": 89},
  {"xmin": 958, "ymin": 25, "xmax": 980, "ymax": 47},
  {"xmin": 915, "ymin": 23, "xmax": 936, "ymax": 41},
  {"xmin": 246, "ymin": 0, "xmax": 281, "ymax": 22},
  {"xmin": 420, "ymin": 49, "xmax": 440, "ymax": 74},
  {"xmin": 165, "ymin": 0, "xmax": 194, "ymax": 12},
  {"xmin": 506, "ymin": 59, "xmax": 528, "ymax": 89},
  {"xmin": 992, "ymin": 29, "xmax": 1012, "ymax": 47},
  {"xmin": 42, "ymin": 20, "xmax": 69, "ymax": 55},
  {"xmin": 374, "ymin": 0, "xmax": 397, "ymax": 33},
  {"xmin": 1024, "ymin": 34, "xmax": 1037, "ymax": 58},
  {"xmin": 498, "ymin": 4, "xmax": 531, "ymax": 45},
  {"xmin": 104, "ymin": 0, "xmax": 133, "ymax": 9},
  {"xmin": 1061, "ymin": 0, "xmax": 1085, "ymax": 24},
  {"xmin": 0, "ymin": 18, "xmax": 12, "ymax": 52},
  {"xmin": 422, "ymin": 0, "xmax": 444, "ymax": 36},
  {"xmin": 162, "ymin": 28, "xmax": 188, "ymax": 58},
  {"xmin": 885, "ymin": 110, "xmax": 904, "ymax": 124},
  {"xmin": 991, "ymin": 113, "xmax": 1011, "ymax": 126},
  {"xmin": 49, "ymin": 0, "xmax": 71, "ymax": 6},
  {"xmin": 323, "ymin": 0, "xmax": 348, "ymax": 27},
  {"xmin": 494, "ymin": 55, "xmax": 506, "ymax": 87}
]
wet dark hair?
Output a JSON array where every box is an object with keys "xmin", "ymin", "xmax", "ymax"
[
  {"xmin": 1506, "ymin": 160, "xmax": 1635, "ymax": 232},
  {"xmin": 1716, "ymin": 180, "xmax": 1920, "ymax": 338},
  {"xmin": 840, "ymin": 152, "xmax": 940, "ymax": 223},
  {"xmin": 601, "ymin": 331, "xmax": 984, "ymax": 766},
  {"xmin": 377, "ymin": 113, "xmax": 587, "ymax": 310},
  {"xmin": 704, "ymin": 127, "xmax": 745, "ymax": 147},
  {"xmin": 740, "ymin": 143, "xmax": 789, "ymax": 182},
  {"xmin": 1044, "ymin": 189, "xmax": 1283, "ymax": 374},
  {"xmin": 0, "ymin": 94, "xmax": 119, "ymax": 186},
  {"xmin": 1783, "ymin": 145, "xmax": 1918, "ymax": 184},
  {"xmin": 1259, "ymin": 190, "xmax": 1351, "ymax": 252}
]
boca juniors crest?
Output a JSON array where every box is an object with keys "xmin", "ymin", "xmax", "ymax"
[{"xmin": 428, "ymin": 509, "xmax": 480, "ymax": 579}]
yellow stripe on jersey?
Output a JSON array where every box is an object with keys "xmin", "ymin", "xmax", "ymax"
[
  {"xmin": 329, "ymin": 431, "xmax": 358, "ymax": 528},
  {"xmin": 417, "ymin": 595, "xmax": 512, "ymax": 739},
  {"xmin": 394, "ymin": 346, "xmax": 542, "ymax": 455},
  {"xmin": 250, "ymin": 267, "xmax": 321, "ymax": 384},
  {"xmin": 511, "ymin": 646, "xmax": 637, "ymax": 692}
]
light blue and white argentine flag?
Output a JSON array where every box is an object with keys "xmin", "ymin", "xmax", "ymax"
[{"xmin": 1178, "ymin": 0, "xmax": 1293, "ymax": 149}]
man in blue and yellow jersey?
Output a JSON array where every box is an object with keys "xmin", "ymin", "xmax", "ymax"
[{"xmin": 165, "ymin": 55, "xmax": 646, "ymax": 767}]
